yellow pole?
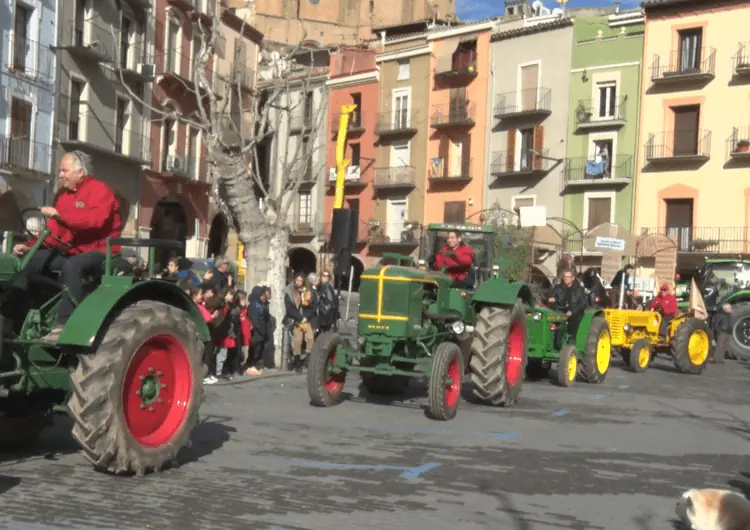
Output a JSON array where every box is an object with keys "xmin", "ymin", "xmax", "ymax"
[{"xmin": 333, "ymin": 103, "xmax": 357, "ymax": 210}]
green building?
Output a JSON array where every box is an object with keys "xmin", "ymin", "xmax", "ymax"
[{"xmin": 562, "ymin": 9, "xmax": 644, "ymax": 263}]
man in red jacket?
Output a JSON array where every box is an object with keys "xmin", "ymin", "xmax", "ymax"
[
  {"xmin": 434, "ymin": 230, "xmax": 475, "ymax": 286},
  {"xmin": 13, "ymin": 150, "xmax": 122, "ymax": 341},
  {"xmin": 650, "ymin": 283, "xmax": 678, "ymax": 336}
]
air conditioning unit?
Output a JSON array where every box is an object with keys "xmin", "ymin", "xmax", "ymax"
[
  {"xmin": 167, "ymin": 154, "xmax": 185, "ymax": 173},
  {"xmin": 137, "ymin": 63, "xmax": 156, "ymax": 79},
  {"xmin": 328, "ymin": 167, "xmax": 337, "ymax": 181},
  {"xmin": 346, "ymin": 165, "xmax": 361, "ymax": 181}
]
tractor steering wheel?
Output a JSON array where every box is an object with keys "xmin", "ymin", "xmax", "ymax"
[{"xmin": 20, "ymin": 207, "xmax": 72, "ymax": 250}]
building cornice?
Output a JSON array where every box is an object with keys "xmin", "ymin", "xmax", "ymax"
[
  {"xmin": 425, "ymin": 21, "xmax": 496, "ymax": 41},
  {"xmin": 375, "ymin": 44, "xmax": 432, "ymax": 63},
  {"xmin": 326, "ymin": 69, "xmax": 379, "ymax": 88}
]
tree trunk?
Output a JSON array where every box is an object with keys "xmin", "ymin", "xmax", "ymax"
[{"xmin": 266, "ymin": 228, "xmax": 289, "ymax": 369}]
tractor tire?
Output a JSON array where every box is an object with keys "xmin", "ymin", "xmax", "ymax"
[
  {"xmin": 68, "ymin": 300, "xmax": 204, "ymax": 476},
  {"xmin": 671, "ymin": 317, "xmax": 711, "ymax": 374},
  {"xmin": 628, "ymin": 339, "xmax": 652, "ymax": 373},
  {"xmin": 581, "ymin": 317, "xmax": 611, "ymax": 384},
  {"xmin": 731, "ymin": 304, "xmax": 750, "ymax": 361},
  {"xmin": 427, "ymin": 342, "xmax": 464, "ymax": 421},
  {"xmin": 556, "ymin": 344, "xmax": 578, "ymax": 387},
  {"xmin": 469, "ymin": 300, "xmax": 527, "ymax": 406},
  {"xmin": 713, "ymin": 332, "xmax": 729, "ymax": 364},
  {"xmin": 308, "ymin": 332, "xmax": 347, "ymax": 407}
]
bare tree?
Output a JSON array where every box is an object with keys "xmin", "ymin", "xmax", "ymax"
[{"xmin": 114, "ymin": 1, "xmax": 330, "ymax": 365}]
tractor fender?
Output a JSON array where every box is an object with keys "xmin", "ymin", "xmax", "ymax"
[
  {"xmin": 574, "ymin": 310, "xmax": 605, "ymax": 352},
  {"xmin": 472, "ymin": 279, "xmax": 534, "ymax": 309},
  {"xmin": 57, "ymin": 277, "xmax": 211, "ymax": 347}
]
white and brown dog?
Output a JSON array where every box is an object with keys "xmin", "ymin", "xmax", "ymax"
[{"xmin": 677, "ymin": 489, "xmax": 750, "ymax": 530}]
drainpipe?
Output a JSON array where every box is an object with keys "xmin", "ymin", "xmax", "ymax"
[{"xmin": 485, "ymin": 53, "xmax": 494, "ymax": 214}]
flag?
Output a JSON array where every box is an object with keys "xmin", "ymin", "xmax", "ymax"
[{"xmin": 689, "ymin": 277, "xmax": 708, "ymax": 320}]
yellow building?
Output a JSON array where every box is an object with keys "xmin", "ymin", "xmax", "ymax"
[{"xmin": 634, "ymin": 0, "xmax": 750, "ymax": 271}]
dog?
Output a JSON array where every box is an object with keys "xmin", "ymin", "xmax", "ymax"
[{"xmin": 676, "ymin": 488, "xmax": 750, "ymax": 530}]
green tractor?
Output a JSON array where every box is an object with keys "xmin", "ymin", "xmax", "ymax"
[
  {"xmin": 307, "ymin": 222, "xmax": 611, "ymax": 420},
  {"xmin": 0, "ymin": 209, "xmax": 207, "ymax": 475}
]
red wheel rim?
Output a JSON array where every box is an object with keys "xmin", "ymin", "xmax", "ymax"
[
  {"xmin": 445, "ymin": 355, "xmax": 460, "ymax": 408},
  {"xmin": 122, "ymin": 335, "xmax": 193, "ymax": 448},
  {"xmin": 506, "ymin": 321, "xmax": 524, "ymax": 386},
  {"xmin": 325, "ymin": 352, "xmax": 345, "ymax": 394}
]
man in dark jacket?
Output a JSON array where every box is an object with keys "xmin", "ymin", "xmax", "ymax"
[
  {"xmin": 549, "ymin": 269, "xmax": 588, "ymax": 340},
  {"xmin": 611, "ymin": 264, "xmax": 634, "ymax": 291},
  {"xmin": 249, "ymin": 286, "xmax": 268, "ymax": 373}
]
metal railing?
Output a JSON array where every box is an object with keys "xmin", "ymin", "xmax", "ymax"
[
  {"xmin": 63, "ymin": 19, "xmax": 116, "ymax": 62},
  {"xmin": 331, "ymin": 110, "xmax": 365, "ymax": 132},
  {"xmin": 733, "ymin": 42, "xmax": 750, "ymax": 73},
  {"xmin": 7, "ymin": 36, "xmax": 55, "ymax": 84},
  {"xmin": 375, "ymin": 109, "xmax": 418, "ymax": 134},
  {"xmin": 651, "ymin": 47, "xmax": 716, "ymax": 80},
  {"xmin": 429, "ymin": 156, "xmax": 472, "ymax": 179},
  {"xmin": 435, "ymin": 50, "xmax": 477, "ymax": 77},
  {"xmin": 373, "ymin": 166, "xmax": 416, "ymax": 187},
  {"xmin": 574, "ymin": 96, "xmax": 627, "ymax": 126},
  {"xmin": 430, "ymin": 101, "xmax": 476, "ymax": 127},
  {"xmin": 490, "ymin": 149, "xmax": 551, "ymax": 174},
  {"xmin": 639, "ymin": 226, "xmax": 748, "ymax": 253},
  {"xmin": 0, "ymin": 134, "xmax": 53, "ymax": 175},
  {"xmin": 727, "ymin": 126, "xmax": 750, "ymax": 160},
  {"xmin": 156, "ymin": 48, "xmax": 214, "ymax": 85},
  {"xmin": 563, "ymin": 155, "xmax": 633, "ymax": 184},
  {"xmin": 290, "ymin": 219, "xmax": 321, "ymax": 235},
  {"xmin": 494, "ymin": 88, "xmax": 551, "ymax": 117},
  {"xmin": 363, "ymin": 222, "xmax": 421, "ymax": 245},
  {"xmin": 644, "ymin": 130, "xmax": 712, "ymax": 160}
]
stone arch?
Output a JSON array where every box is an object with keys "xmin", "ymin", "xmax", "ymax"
[
  {"xmin": 207, "ymin": 212, "xmax": 228, "ymax": 258},
  {"xmin": 150, "ymin": 196, "xmax": 189, "ymax": 269},
  {"xmin": 288, "ymin": 247, "xmax": 317, "ymax": 277}
]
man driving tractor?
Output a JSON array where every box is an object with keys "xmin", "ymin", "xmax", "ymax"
[
  {"xmin": 649, "ymin": 283, "xmax": 678, "ymax": 336},
  {"xmin": 548, "ymin": 269, "xmax": 588, "ymax": 339},
  {"xmin": 434, "ymin": 230, "xmax": 475, "ymax": 287},
  {"xmin": 12, "ymin": 150, "xmax": 122, "ymax": 341}
]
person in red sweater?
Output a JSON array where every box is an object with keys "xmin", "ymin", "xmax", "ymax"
[
  {"xmin": 12, "ymin": 150, "xmax": 122, "ymax": 341},
  {"xmin": 650, "ymin": 283, "xmax": 678, "ymax": 336},
  {"xmin": 434, "ymin": 230, "xmax": 475, "ymax": 286}
]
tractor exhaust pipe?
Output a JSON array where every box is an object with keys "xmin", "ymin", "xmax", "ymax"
[{"xmin": 618, "ymin": 276, "xmax": 626, "ymax": 309}]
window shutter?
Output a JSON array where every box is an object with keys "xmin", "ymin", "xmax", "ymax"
[
  {"xmin": 533, "ymin": 126, "xmax": 545, "ymax": 170},
  {"xmin": 506, "ymin": 129, "xmax": 516, "ymax": 171}
]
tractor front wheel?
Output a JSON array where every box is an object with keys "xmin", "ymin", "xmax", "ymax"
[
  {"xmin": 470, "ymin": 300, "xmax": 527, "ymax": 406},
  {"xmin": 308, "ymin": 332, "xmax": 347, "ymax": 407},
  {"xmin": 427, "ymin": 342, "xmax": 464, "ymax": 421},
  {"xmin": 581, "ymin": 317, "xmax": 611, "ymax": 383},
  {"xmin": 628, "ymin": 339, "xmax": 652, "ymax": 373},
  {"xmin": 672, "ymin": 318, "xmax": 711, "ymax": 374},
  {"xmin": 68, "ymin": 300, "xmax": 204, "ymax": 475},
  {"xmin": 556, "ymin": 344, "xmax": 578, "ymax": 387}
]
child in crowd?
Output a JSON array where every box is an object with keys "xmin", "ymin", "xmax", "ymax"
[{"xmin": 234, "ymin": 290, "xmax": 252, "ymax": 374}]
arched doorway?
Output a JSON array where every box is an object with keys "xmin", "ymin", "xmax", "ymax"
[
  {"xmin": 288, "ymin": 247, "xmax": 317, "ymax": 278},
  {"xmin": 335, "ymin": 255, "xmax": 364, "ymax": 292},
  {"xmin": 0, "ymin": 191, "xmax": 23, "ymax": 234},
  {"xmin": 207, "ymin": 213, "xmax": 228, "ymax": 258},
  {"xmin": 150, "ymin": 197, "xmax": 188, "ymax": 269}
]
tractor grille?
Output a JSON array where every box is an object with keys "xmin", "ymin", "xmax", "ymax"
[{"xmin": 606, "ymin": 310, "xmax": 624, "ymax": 344}]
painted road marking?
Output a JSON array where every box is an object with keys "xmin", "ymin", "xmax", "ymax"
[
  {"xmin": 276, "ymin": 458, "xmax": 442, "ymax": 480},
  {"xmin": 618, "ymin": 385, "xmax": 630, "ymax": 390},
  {"xmin": 493, "ymin": 430, "xmax": 519, "ymax": 441},
  {"xmin": 552, "ymin": 409, "xmax": 569, "ymax": 417}
]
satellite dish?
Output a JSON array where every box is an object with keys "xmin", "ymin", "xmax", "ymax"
[{"xmin": 531, "ymin": 0, "xmax": 544, "ymax": 14}]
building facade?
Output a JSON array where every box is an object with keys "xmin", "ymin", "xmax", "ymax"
[
  {"xmin": 424, "ymin": 21, "xmax": 494, "ymax": 225},
  {"xmin": 486, "ymin": 14, "xmax": 574, "ymax": 229},
  {"xmin": 54, "ymin": 0, "xmax": 152, "ymax": 238},
  {"xmin": 633, "ymin": 0, "xmax": 750, "ymax": 272},
  {"xmin": 1, "ymin": 0, "xmax": 57, "ymax": 233},
  {"xmin": 322, "ymin": 47, "xmax": 379, "ymax": 280},
  {"xmin": 563, "ymin": 9, "xmax": 644, "ymax": 262}
]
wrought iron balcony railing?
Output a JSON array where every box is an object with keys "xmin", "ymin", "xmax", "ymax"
[
  {"xmin": 60, "ymin": 19, "xmax": 116, "ymax": 63},
  {"xmin": 651, "ymin": 47, "xmax": 716, "ymax": 83},
  {"xmin": 574, "ymin": 96, "xmax": 627, "ymax": 129},
  {"xmin": 643, "ymin": 130, "xmax": 711, "ymax": 161},
  {"xmin": 733, "ymin": 42, "xmax": 750, "ymax": 75},
  {"xmin": 494, "ymin": 88, "xmax": 552, "ymax": 119},
  {"xmin": 563, "ymin": 155, "xmax": 633, "ymax": 186},
  {"xmin": 490, "ymin": 149, "xmax": 551, "ymax": 176},
  {"xmin": 375, "ymin": 109, "xmax": 418, "ymax": 136},
  {"xmin": 373, "ymin": 166, "xmax": 416, "ymax": 188},
  {"xmin": 428, "ymin": 156, "xmax": 472, "ymax": 180},
  {"xmin": 430, "ymin": 101, "xmax": 476, "ymax": 128},
  {"xmin": 331, "ymin": 110, "xmax": 365, "ymax": 134},
  {"xmin": 727, "ymin": 126, "xmax": 750, "ymax": 161},
  {"xmin": 0, "ymin": 134, "xmax": 53, "ymax": 177},
  {"xmin": 638, "ymin": 226, "xmax": 749, "ymax": 254},
  {"xmin": 6, "ymin": 36, "xmax": 55, "ymax": 84}
]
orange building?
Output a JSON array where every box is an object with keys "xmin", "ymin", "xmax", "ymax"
[
  {"xmin": 424, "ymin": 22, "xmax": 494, "ymax": 224},
  {"xmin": 322, "ymin": 47, "xmax": 379, "ymax": 282}
]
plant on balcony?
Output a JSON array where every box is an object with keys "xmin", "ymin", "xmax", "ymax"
[
  {"xmin": 575, "ymin": 102, "xmax": 591, "ymax": 124},
  {"xmin": 691, "ymin": 239, "xmax": 719, "ymax": 251},
  {"xmin": 735, "ymin": 139, "xmax": 750, "ymax": 153},
  {"xmin": 368, "ymin": 223, "xmax": 388, "ymax": 243}
]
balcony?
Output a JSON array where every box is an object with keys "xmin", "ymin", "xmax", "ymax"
[
  {"xmin": 562, "ymin": 155, "xmax": 633, "ymax": 189},
  {"xmin": 331, "ymin": 110, "xmax": 365, "ymax": 137},
  {"xmin": 733, "ymin": 42, "xmax": 750, "ymax": 77},
  {"xmin": 6, "ymin": 37, "xmax": 55, "ymax": 84},
  {"xmin": 373, "ymin": 166, "xmax": 416, "ymax": 190},
  {"xmin": 234, "ymin": 63, "xmax": 255, "ymax": 91},
  {"xmin": 490, "ymin": 150, "xmax": 551, "ymax": 178},
  {"xmin": 366, "ymin": 221, "xmax": 421, "ymax": 247},
  {"xmin": 727, "ymin": 127, "xmax": 750, "ymax": 162},
  {"xmin": 494, "ymin": 88, "xmax": 551, "ymax": 121},
  {"xmin": 321, "ymin": 219, "xmax": 369, "ymax": 244},
  {"xmin": 116, "ymin": 38, "xmax": 155, "ymax": 82},
  {"xmin": 327, "ymin": 166, "xmax": 367, "ymax": 189},
  {"xmin": 650, "ymin": 48, "xmax": 716, "ymax": 85},
  {"xmin": 375, "ymin": 110, "xmax": 418, "ymax": 138},
  {"xmin": 57, "ymin": 19, "xmax": 116, "ymax": 63},
  {"xmin": 574, "ymin": 97, "xmax": 627, "ymax": 131},
  {"xmin": 428, "ymin": 156, "xmax": 472, "ymax": 183},
  {"xmin": 157, "ymin": 49, "xmax": 214, "ymax": 94},
  {"xmin": 430, "ymin": 102, "xmax": 476, "ymax": 129},
  {"xmin": 58, "ymin": 99, "xmax": 150, "ymax": 164},
  {"xmin": 639, "ymin": 227, "xmax": 748, "ymax": 254},
  {"xmin": 643, "ymin": 130, "xmax": 711, "ymax": 164},
  {"xmin": 0, "ymin": 134, "xmax": 52, "ymax": 179},
  {"xmin": 434, "ymin": 51, "xmax": 478, "ymax": 83},
  {"xmin": 290, "ymin": 220, "xmax": 320, "ymax": 238}
]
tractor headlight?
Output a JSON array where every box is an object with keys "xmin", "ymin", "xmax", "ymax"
[
  {"xmin": 533, "ymin": 312, "xmax": 542, "ymax": 321},
  {"xmin": 492, "ymin": 265, "xmax": 500, "ymax": 272},
  {"xmin": 723, "ymin": 303, "xmax": 732, "ymax": 313},
  {"xmin": 418, "ymin": 259, "xmax": 425, "ymax": 266},
  {"xmin": 623, "ymin": 323, "xmax": 632, "ymax": 333},
  {"xmin": 451, "ymin": 321, "xmax": 466, "ymax": 335}
]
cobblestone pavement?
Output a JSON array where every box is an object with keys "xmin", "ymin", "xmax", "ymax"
[{"xmin": 2, "ymin": 355, "xmax": 750, "ymax": 530}]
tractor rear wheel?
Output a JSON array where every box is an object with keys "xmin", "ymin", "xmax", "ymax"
[
  {"xmin": 469, "ymin": 300, "xmax": 527, "ymax": 406},
  {"xmin": 308, "ymin": 332, "xmax": 347, "ymax": 407},
  {"xmin": 672, "ymin": 318, "xmax": 711, "ymax": 374},
  {"xmin": 427, "ymin": 342, "xmax": 463, "ymax": 421},
  {"xmin": 581, "ymin": 317, "xmax": 611, "ymax": 383},
  {"xmin": 68, "ymin": 300, "xmax": 204, "ymax": 475}
]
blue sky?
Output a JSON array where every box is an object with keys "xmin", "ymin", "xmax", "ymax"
[{"xmin": 457, "ymin": 0, "xmax": 642, "ymax": 21}]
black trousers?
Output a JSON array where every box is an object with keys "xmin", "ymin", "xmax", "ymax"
[
  {"xmin": 15, "ymin": 249, "xmax": 104, "ymax": 326},
  {"xmin": 251, "ymin": 341, "xmax": 265, "ymax": 369}
]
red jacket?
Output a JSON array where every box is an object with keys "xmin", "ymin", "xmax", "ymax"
[
  {"xmin": 239, "ymin": 306, "xmax": 252, "ymax": 347},
  {"xmin": 649, "ymin": 293, "xmax": 678, "ymax": 316},
  {"xmin": 435, "ymin": 243, "xmax": 474, "ymax": 281},
  {"xmin": 197, "ymin": 302, "xmax": 212, "ymax": 323},
  {"xmin": 29, "ymin": 177, "xmax": 122, "ymax": 255},
  {"xmin": 214, "ymin": 306, "xmax": 237, "ymax": 348}
]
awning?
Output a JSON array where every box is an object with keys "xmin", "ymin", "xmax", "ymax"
[{"xmin": 435, "ymin": 37, "xmax": 459, "ymax": 73}]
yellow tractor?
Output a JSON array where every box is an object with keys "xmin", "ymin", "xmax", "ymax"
[{"xmin": 604, "ymin": 309, "xmax": 711, "ymax": 374}]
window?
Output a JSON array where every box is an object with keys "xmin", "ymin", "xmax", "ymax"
[
  {"xmin": 187, "ymin": 127, "xmax": 200, "ymax": 179},
  {"xmin": 350, "ymin": 143, "xmax": 361, "ymax": 166},
  {"xmin": 512, "ymin": 196, "xmax": 534, "ymax": 215},
  {"xmin": 678, "ymin": 28, "xmax": 702, "ymax": 73},
  {"xmin": 120, "ymin": 16, "xmax": 132, "ymax": 68},
  {"xmin": 589, "ymin": 138, "xmax": 613, "ymax": 178},
  {"xmin": 69, "ymin": 80, "xmax": 85, "ymax": 140},
  {"xmin": 597, "ymin": 83, "xmax": 617, "ymax": 119},
  {"xmin": 303, "ymin": 92, "xmax": 313, "ymax": 127},
  {"xmin": 672, "ymin": 105, "xmax": 700, "ymax": 156},
  {"xmin": 13, "ymin": 4, "xmax": 31, "ymax": 71},
  {"xmin": 162, "ymin": 117, "xmax": 175, "ymax": 170},
  {"xmin": 302, "ymin": 137, "xmax": 312, "ymax": 180},
  {"xmin": 452, "ymin": 40, "xmax": 476, "ymax": 72},
  {"xmin": 10, "ymin": 97, "xmax": 32, "ymax": 168},
  {"xmin": 443, "ymin": 201, "xmax": 466, "ymax": 223},
  {"xmin": 351, "ymin": 93, "xmax": 362, "ymax": 127},
  {"xmin": 393, "ymin": 90, "xmax": 409, "ymax": 128},
  {"xmin": 167, "ymin": 18, "xmax": 180, "ymax": 74},
  {"xmin": 586, "ymin": 196, "xmax": 612, "ymax": 230},
  {"xmin": 397, "ymin": 59, "xmax": 410, "ymax": 80},
  {"xmin": 115, "ymin": 97, "xmax": 129, "ymax": 154},
  {"xmin": 519, "ymin": 128, "xmax": 534, "ymax": 170},
  {"xmin": 298, "ymin": 191, "xmax": 312, "ymax": 225},
  {"xmin": 665, "ymin": 198, "xmax": 693, "ymax": 251},
  {"xmin": 347, "ymin": 198, "xmax": 359, "ymax": 213},
  {"xmin": 74, "ymin": 0, "xmax": 86, "ymax": 46}
]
